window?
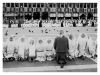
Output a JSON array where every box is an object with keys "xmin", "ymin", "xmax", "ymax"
[
  {"xmin": 24, "ymin": 3, "xmax": 27, "ymax": 7},
  {"xmin": 33, "ymin": 3, "xmax": 36, "ymax": 7},
  {"xmin": 41, "ymin": 3, "xmax": 44, "ymax": 7},
  {"xmin": 69, "ymin": 3, "xmax": 72, "ymax": 8},
  {"xmin": 57, "ymin": 3, "xmax": 60, "ymax": 8},
  {"xmin": 73, "ymin": 3, "xmax": 75, "ymax": 8},
  {"xmin": 65, "ymin": 4, "xmax": 68, "ymax": 8},
  {"xmin": 80, "ymin": 3, "xmax": 83, "ymax": 8},
  {"xmin": 28, "ymin": 3, "xmax": 31, "ymax": 7},
  {"xmin": 61, "ymin": 3, "xmax": 64, "ymax": 8},
  {"xmin": 87, "ymin": 3, "xmax": 90, "ymax": 8},
  {"xmin": 76, "ymin": 3, "xmax": 79, "ymax": 8},
  {"xmin": 94, "ymin": 3, "xmax": 97, "ymax": 8},
  {"xmin": 49, "ymin": 3, "xmax": 52, "ymax": 8},
  {"xmin": 37, "ymin": 3, "xmax": 40, "ymax": 7},
  {"xmin": 11, "ymin": 3, "xmax": 14, "ymax": 7},
  {"xmin": 84, "ymin": 3, "xmax": 86, "ymax": 8},
  {"xmin": 6, "ymin": 3, "xmax": 10, "ymax": 7},
  {"xmin": 91, "ymin": 3, "xmax": 93, "ymax": 8},
  {"xmin": 20, "ymin": 3, "xmax": 23, "ymax": 7},
  {"xmin": 15, "ymin": 3, "xmax": 19, "ymax": 7}
]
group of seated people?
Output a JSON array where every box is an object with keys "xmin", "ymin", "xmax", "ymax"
[
  {"xmin": 3, "ymin": 32, "xmax": 97, "ymax": 67},
  {"xmin": 3, "ymin": 19, "xmax": 97, "ymax": 28}
]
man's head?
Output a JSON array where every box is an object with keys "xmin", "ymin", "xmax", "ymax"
[
  {"xmin": 21, "ymin": 38, "xmax": 25, "ymax": 42},
  {"xmin": 81, "ymin": 33, "xmax": 86, "ymax": 38},
  {"xmin": 69, "ymin": 34, "xmax": 73, "ymax": 40},
  {"xmin": 47, "ymin": 40, "xmax": 51, "ymax": 44},
  {"xmin": 59, "ymin": 30, "xmax": 64, "ymax": 36},
  {"xmin": 39, "ymin": 40, "xmax": 43, "ymax": 44},
  {"xmin": 9, "ymin": 37, "xmax": 13, "ymax": 41}
]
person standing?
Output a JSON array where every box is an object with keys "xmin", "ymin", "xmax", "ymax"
[{"xmin": 54, "ymin": 30, "xmax": 69, "ymax": 68}]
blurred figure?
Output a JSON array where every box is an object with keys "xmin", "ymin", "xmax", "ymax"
[
  {"xmin": 68, "ymin": 34, "xmax": 79, "ymax": 60},
  {"xmin": 35, "ymin": 38, "xmax": 46, "ymax": 62},
  {"xmin": 77, "ymin": 20, "xmax": 83, "ymax": 27},
  {"xmin": 39, "ymin": 20, "xmax": 42, "ymax": 27},
  {"xmin": 28, "ymin": 38, "xmax": 36, "ymax": 62},
  {"xmin": 86, "ymin": 36, "xmax": 97, "ymax": 59},
  {"xmin": 17, "ymin": 36, "xmax": 28, "ymax": 61},
  {"xmin": 61, "ymin": 20, "xmax": 64, "ymax": 27},
  {"xmin": 54, "ymin": 30, "xmax": 69, "ymax": 68},
  {"xmin": 77, "ymin": 33, "xmax": 88, "ymax": 60},
  {"xmin": 4, "ymin": 35, "xmax": 16, "ymax": 61},
  {"xmin": 3, "ymin": 39, "xmax": 8, "ymax": 61},
  {"xmin": 73, "ymin": 20, "xmax": 76, "ymax": 27},
  {"xmin": 45, "ymin": 38, "xmax": 55, "ymax": 61}
]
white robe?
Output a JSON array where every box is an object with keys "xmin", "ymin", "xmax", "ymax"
[
  {"xmin": 17, "ymin": 37, "xmax": 28, "ymax": 58},
  {"xmin": 5, "ymin": 38, "xmax": 16, "ymax": 58},
  {"xmin": 3, "ymin": 41, "xmax": 7, "ymax": 58},
  {"xmin": 28, "ymin": 38, "xmax": 36, "ymax": 57},
  {"xmin": 87, "ymin": 37, "xmax": 96, "ymax": 57},
  {"xmin": 45, "ymin": 38, "xmax": 55, "ymax": 61},
  {"xmin": 35, "ymin": 38, "xmax": 46, "ymax": 61},
  {"xmin": 77, "ymin": 34, "xmax": 88, "ymax": 56},
  {"xmin": 68, "ymin": 38, "xmax": 79, "ymax": 58}
]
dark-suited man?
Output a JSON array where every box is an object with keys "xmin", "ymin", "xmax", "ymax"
[{"xmin": 54, "ymin": 30, "xmax": 69, "ymax": 68}]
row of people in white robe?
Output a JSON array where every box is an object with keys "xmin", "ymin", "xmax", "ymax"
[
  {"xmin": 3, "ymin": 33, "xmax": 97, "ymax": 62},
  {"xmin": 3, "ymin": 36, "xmax": 55, "ymax": 61}
]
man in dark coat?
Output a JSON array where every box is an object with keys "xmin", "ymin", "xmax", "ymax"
[{"xmin": 54, "ymin": 30, "xmax": 69, "ymax": 68}]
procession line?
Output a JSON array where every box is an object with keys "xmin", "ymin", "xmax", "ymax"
[{"xmin": 3, "ymin": 64, "xmax": 97, "ymax": 72}]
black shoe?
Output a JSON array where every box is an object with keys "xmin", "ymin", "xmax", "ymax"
[{"xmin": 60, "ymin": 64, "xmax": 64, "ymax": 68}]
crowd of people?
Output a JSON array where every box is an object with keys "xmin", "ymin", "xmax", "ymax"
[
  {"xmin": 3, "ymin": 19, "xmax": 97, "ymax": 28},
  {"xmin": 3, "ymin": 30, "xmax": 97, "ymax": 67}
]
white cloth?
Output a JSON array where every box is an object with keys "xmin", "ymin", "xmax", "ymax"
[
  {"xmin": 68, "ymin": 38, "xmax": 79, "ymax": 58},
  {"xmin": 87, "ymin": 37, "xmax": 96, "ymax": 56},
  {"xmin": 6, "ymin": 40, "xmax": 16, "ymax": 54},
  {"xmin": 45, "ymin": 38, "xmax": 55, "ymax": 61},
  {"xmin": 35, "ymin": 38, "xmax": 45, "ymax": 51},
  {"xmin": 3, "ymin": 41, "xmax": 7, "ymax": 58},
  {"xmin": 77, "ymin": 34, "xmax": 88, "ymax": 56},
  {"xmin": 28, "ymin": 38, "xmax": 36, "ymax": 57},
  {"xmin": 35, "ymin": 51, "xmax": 46, "ymax": 62},
  {"xmin": 17, "ymin": 37, "xmax": 28, "ymax": 58},
  {"xmin": 35, "ymin": 38, "xmax": 46, "ymax": 61},
  {"xmin": 5, "ymin": 36, "xmax": 17, "ymax": 58}
]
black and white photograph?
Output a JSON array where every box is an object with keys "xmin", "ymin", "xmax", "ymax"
[{"xmin": 2, "ymin": 1, "xmax": 98, "ymax": 72}]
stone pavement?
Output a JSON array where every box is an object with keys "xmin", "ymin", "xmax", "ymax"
[{"xmin": 3, "ymin": 57, "xmax": 97, "ymax": 72}]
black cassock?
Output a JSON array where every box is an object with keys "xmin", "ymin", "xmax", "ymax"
[{"xmin": 54, "ymin": 36, "xmax": 69, "ymax": 66}]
